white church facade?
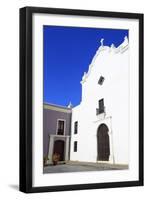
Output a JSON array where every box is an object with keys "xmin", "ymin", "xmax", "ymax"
[{"xmin": 43, "ymin": 36, "xmax": 129, "ymax": 166}]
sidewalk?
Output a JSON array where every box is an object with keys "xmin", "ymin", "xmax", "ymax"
[
  {"xmin": 43, "ymin": 161, "xmax": 128, "ymax": 174},
  {"xmin": 67, "ymin": 161, "xmax": 128, "ymax": 169}
]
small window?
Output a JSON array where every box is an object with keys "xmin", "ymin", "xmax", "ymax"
[
  {"xmin": 98, "ymin": 76, "xmax": 105, "ymax": 85},
  {"xmin": 74, "ymin": 121, "xmax": 78, "ymax": 134},
  {"xmin": 57, "ymin": 120, "xmax": 65, "ymax": 135},
  {"xmin": 74, "ymin": 141, "xmax": 77, "ymax": 152}
]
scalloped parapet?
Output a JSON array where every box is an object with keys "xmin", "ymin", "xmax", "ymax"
[{"xmin": 80, "ymin": 36, "xmax": 129, "ymax": 84}]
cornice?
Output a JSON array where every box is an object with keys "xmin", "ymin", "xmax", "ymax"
[{"xmin": 44, "ymin": 103, "xmax": 72, "ymax": 113}]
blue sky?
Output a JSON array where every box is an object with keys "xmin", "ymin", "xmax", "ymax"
[{"xmin": 43, "ymin": 26, "xmax": 128, "ymax": 107}]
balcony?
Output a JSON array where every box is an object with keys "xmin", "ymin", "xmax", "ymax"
[
  {"xmin": 96, "ymin": 107, "xmax": 106, "ymax": 115},
  {"xmin": 96, "ymin": 107, "xmax": 106, "ymax": 120}
]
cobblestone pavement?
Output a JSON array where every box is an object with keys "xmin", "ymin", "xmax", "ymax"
[{"xmin": 43, "ymin": 162, "xmax": 128, "ymax": 174}]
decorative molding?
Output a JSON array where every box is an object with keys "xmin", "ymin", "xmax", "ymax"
[
  {"xmin": 56, "ymin": 118, "xmax": 66, "ymax": 136},
  {"xmin": 44, "ymin": 103, "xmax": 72, "ymax": 113},
  {"xmin": 49, "ymin": 134, "xmax": 70, "ymax": 138}
]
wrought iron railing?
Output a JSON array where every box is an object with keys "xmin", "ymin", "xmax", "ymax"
[{"xmin": 96, "ymin": 107, "xmax": 106, "ymax": 115}]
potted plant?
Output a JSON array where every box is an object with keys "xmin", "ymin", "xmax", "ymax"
[{"xmin": 52, "ymin": 153, "xmax": 60, "ymax": 165}]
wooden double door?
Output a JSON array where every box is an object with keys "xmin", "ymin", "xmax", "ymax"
[{"xmin": 97, "ymin": 124, "xmax": 110, "ymax": 161}]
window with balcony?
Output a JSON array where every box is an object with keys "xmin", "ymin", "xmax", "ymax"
[
  {"xmin": 96, "ymin": 99, "xmax": 105, "ymax": 115},
  {"xmin": 57, "ymin": 120, "xmax": 65, "ymax": 135}
]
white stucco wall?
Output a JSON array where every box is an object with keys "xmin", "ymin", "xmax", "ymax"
[{"xmin": 70, "ymin": 37, "xmax": 129, "ymax": 165}]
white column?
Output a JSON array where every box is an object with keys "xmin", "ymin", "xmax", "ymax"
[
  {"xmin": 48, "ymin": 135, "xmax": 54, "ymax": 162},
  {"xmin": 65, "ymin": 136, "xmax": 70, "ymax": 161}
]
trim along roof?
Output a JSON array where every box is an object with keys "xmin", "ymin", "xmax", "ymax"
[{"xmin": 43, "ymin": 102, "xmax": 72, "ymax": 113}]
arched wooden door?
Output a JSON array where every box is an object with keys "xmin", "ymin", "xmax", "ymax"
[
  {"xmin": 53, "ymin": 140, "xmax": 65, "ymax": 161},
  {"xmin": 97, "ymin": 124, "xmax": 110, "ymax": 161}
]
